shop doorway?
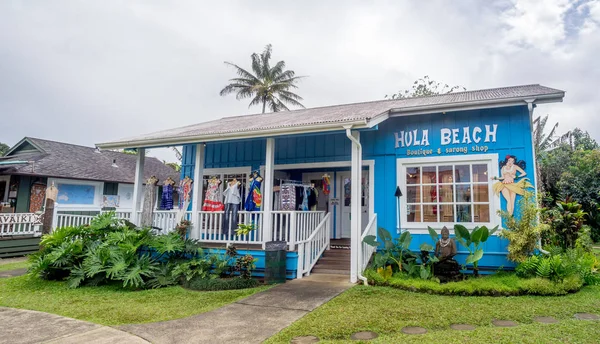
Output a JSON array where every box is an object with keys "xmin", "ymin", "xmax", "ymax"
[{"xmin": 338, "ymin": 171, "xmax": 369, "ymax": 239}]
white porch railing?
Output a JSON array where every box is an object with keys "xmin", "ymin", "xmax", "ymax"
[
  {"xmin": 55, "ymin": 214, "xmax": 97, "ymax": 229},
  {"xmin": 296, "ymin": 212, "xmax": 331, "ymax": 278},
  {"xmin": 359, "ymin": 214, "xmax": 378, "ymax": 272},
  {"xmin": 0, "ymin": 213, "xmax": 43, "ymax": 237},
  {"xmin": 195, "ymin": 211, "xmax": 264, "ymax": 245},
  {"xmin": 272, "ymin": 211, "xmax": 325, "ymax": 250}
]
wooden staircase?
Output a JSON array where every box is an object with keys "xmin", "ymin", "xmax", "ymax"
[{"xmin": 311, "ymin": 240, "xmax": 350, "ymax": 275}]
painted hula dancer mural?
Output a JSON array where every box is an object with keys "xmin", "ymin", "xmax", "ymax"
[{"xmin": 492, "ymin": 155, "xmax": 533, "ymax": 216}]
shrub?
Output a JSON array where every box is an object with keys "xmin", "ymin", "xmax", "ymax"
[
  {"xmin": 184, "ymin": 277, "xmax": 259, "ymax": 291},
  {"xmin": 499, "ymin": 191, "xmax": 549, "ymax": 262},
  {"xmin": 516, "ymin": 249, "xmax": 599, "ymax": 286},
  {"xmin": 364, "ymin": 269, "xmax": 583, "ymax": 296},
  {"xmin": 543, "ymin": 197, "xmax": 587, "ymax": 250},
  {"xmin": 29, "ymin": 212, "xmax": 255, "ymax": 289}
]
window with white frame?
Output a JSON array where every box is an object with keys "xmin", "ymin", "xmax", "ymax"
[{"xmin": 400, "ymin": 157, "xmax": 496, "ymax": 225}]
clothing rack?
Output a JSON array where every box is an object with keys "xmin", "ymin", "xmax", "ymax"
[{"xmin": 280, "ymin": 179, "xmax": 311, "ymax": 187}]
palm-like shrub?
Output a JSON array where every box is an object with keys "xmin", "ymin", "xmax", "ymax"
[
  {"xmin": 516, "ymin": 249, "xmax": 599, "ymax": 285},
  {"xmin": 29, "ymin": 212, "xmax": 212, "ymax": 289}
]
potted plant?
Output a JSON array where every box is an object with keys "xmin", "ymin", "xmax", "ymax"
[{"xmin": 176, "ymin": 219, "xmax": 192, "ymax": 238}]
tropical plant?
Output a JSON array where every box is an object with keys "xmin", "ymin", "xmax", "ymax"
[
  {"xmin": 516, "ymin": 249, "xmax": 599, "ymax": 286},
  {"xmin": 454, "ymin": 224, "xmax": 498, "ymax": 276},
  {"xmin": 543, "ymin": 197, "xmax": 587, "ymax": 249},
  {"xmin": 363, "ymin": 228, "xmax": 413, "ymax": 272},
  {"xmin": 0, "ymin": 142, "xmax": 9, "ymax": 156},
  {"xmin": 175, "ymin": 219, "xmax": 192, "ymax": 238},
  {"xmin": 499, "ymin": 191, "xmax": 549, "ymax": 262},
  {"xmin": 219, "ymin": 44, "xmax": 305, "ymax": 113},
  {"xmin": 385, "ymin": 75, "xmax": 465, "ymax": 99}
]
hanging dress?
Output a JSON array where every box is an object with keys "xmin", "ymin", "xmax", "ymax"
[
  {"xmin": 202, "ymin": 179, "xmax": 224, "ymax": 212},
  {"xmin": 245, "ymin": 178, "xmax": 262, "ymax": 211},
  {"xmin": 160, "ymin": 183, "xmax": 174, "ymax": 210}
]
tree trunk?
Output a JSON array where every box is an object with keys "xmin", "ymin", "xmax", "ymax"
[{"xmin": 262, "ymin": 99, "xmax": 266, "ymax": 114}]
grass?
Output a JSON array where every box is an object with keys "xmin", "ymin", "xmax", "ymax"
[
  {"xmin": 0, "ymin": 260, "xmax": 29, "ymax": 272},
  {"xmin": 266, "ymin": 285, "xmax": 600, "ymax": 343},
  {"xmin": 0, "ymin": 275, "xmax": 270, "ymax": 326}
]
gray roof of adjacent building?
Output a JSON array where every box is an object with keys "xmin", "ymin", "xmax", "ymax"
[
  {"xmin": 96, "ymin": 84, "xmax": 565, "ymax": 149},
  {"xmin": 0, "ymin": 137, "xmax": 180, "ymax": 185}
]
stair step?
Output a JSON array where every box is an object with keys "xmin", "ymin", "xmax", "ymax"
[
  {"xmin": 322, "ymin": 250, "xmax": 351, "ymax": 256},
  {"xmin": 311, "ymin": 267, "xmax": 350, "ymax": 275},
  {"xmin": 316, "ymin": 262, "xmax": 349, "ymax": 269},
  {"xmin": 318, "ymin": 256, "xmax": 349, "ymax": 263}
]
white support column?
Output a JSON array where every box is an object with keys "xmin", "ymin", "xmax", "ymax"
[
  {"xmin": 347, "ymin": 129, "xmax": 362, "ymax": 284},
  {"xmin": 262, "ymin": 138, "xmax": 275, "ymax": 246},
  {"xmin": 130, "ymin": 148, "xmax": 145, "ymax": 226},
  {"xmin": 191, "ymin": 144, "xmax": 205, "ymax": 239}
]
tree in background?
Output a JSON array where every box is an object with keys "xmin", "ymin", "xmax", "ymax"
[
  {"xmin": 220, "ymin": 44, "xmax": 305, "ymax": 113},
  {"xmin": 385, "ymin": 75, "xmax": 465, "ymax": 99},
  {"xmin": 0, "ymin": 142, "xmax": 9, "ymax": 156}
]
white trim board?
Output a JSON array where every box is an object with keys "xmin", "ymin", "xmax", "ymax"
[{"xmin": 396, "ymin": 154, "xmax": 501, "ymax": 233}]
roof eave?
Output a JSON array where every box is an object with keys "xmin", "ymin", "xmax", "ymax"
[
  {"xmin": 389, "ymin": 92, "xmax": 565, "ymax": 117},
  {"xmin": 96, "ymin": 119, "xmax": 371, "ymax": 150}
]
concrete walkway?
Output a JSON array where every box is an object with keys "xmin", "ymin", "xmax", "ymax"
[
  {"xmin": 120, "ymin": 274, "xmax": 353, "ymax": 344},
  {"xmin": 0, "ymin": 307, "xmax": 149, "ymax": 344}
]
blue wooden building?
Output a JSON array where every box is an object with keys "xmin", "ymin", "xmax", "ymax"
[{"xmin": 97, "ymin": 84, "xmax": 565, "ymax": 283}]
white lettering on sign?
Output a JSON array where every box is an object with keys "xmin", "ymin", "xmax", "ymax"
[
  {"xmin": 397, "ymin": 124, "xmax": 498, "ymax": 148},
  {"xmin": 395, "ymin": 129, "xmax": 430, "ymax": 148}
]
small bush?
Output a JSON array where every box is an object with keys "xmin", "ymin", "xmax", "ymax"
[
  {"xmin": 516, "ymin": 249, "xmax": 600, "ymax": 286},
  {"xmin": 184, "ymin": 277, "xmax": 259, "ymax": 291},
  {"xmin": 364, "ymin": 269, "xmax": 584, "ymax": 296}
]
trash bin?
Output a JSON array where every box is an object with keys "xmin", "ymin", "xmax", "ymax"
[{"xmin": 264, "ymin": 241, "xmax": 287, "ymax": 284}]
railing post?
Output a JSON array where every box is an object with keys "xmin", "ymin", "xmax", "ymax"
[
  {"xmin": 51, "ymin": 203, "xmax": 59, "ymax": 231},
  {"xmin": 289, "ymin": 212, "xmax": 297, "ymax": 251},
  {"xmin": 296, "ymin": 242, "xmax": 304, "ymax": 279}
]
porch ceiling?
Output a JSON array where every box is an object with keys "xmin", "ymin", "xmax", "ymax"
[{"xmin": 96, "ymin": 84, "xmax": 564, "ymax": 150}]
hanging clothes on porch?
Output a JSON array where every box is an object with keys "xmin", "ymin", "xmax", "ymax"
[
  {"xmin": 322, "ymin": 174, "xmax": 331, "ymax": 196},
  {"xmin": 279, "ymin": 184, "xmax": 296, "ymax": 210},
  {"xmin": 222, "ymin": 180, "xmax": 241, "ymax": 235},
  {"xmin": 244, "ymin": 171, "xmax": 262, "ymax": 211},
  {"xmin": 160, "ymin": 177, "xmax": 175, "ymax": 210},
  {"xmin": 29, "ymin": 183, "xmax": 46, "ymax": 213},
  {"xmin": 308, "ymin": 186, "xmax": 318, "ymax": 211},
  {"xmin": 299, "ymin": 186, "xmax": 309, "ymax": 211},
  {"xmin": 202, "ymin": 177, "xmax": 224, "ymax": 212}
]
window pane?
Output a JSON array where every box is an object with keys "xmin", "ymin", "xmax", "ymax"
[
  {"xmin": 439, "ymin": 165, "xmax": 453, "ymax": 183},
  {"xmin": 422, "ymin": 166, "xmax": 437, "ymax": 184},
  {"xmin": 407, "ymin": 204, "xmax": 422, "ymax": 222},
  {"xmin": 423, "ymin": 204, "xmax": 438, "ymax": 222},
  {"xmin": 454, "ymin": 165, "xmax": 471, "ymax": 183},
  {"xmin": 422, "ymin": 185, "xmax": 437, "ymax": 203},
  {"xmin": 472, "ymin": 164, "xmax": 488, "ymax": 183},
  {"xmin": 456, "ymin": 185, "xmax": 471, "ymax": 202},
  {"xmin": 456, "ymin": 204, "xmax": 472, "ymax": 222},
  {"xmin": 474, "ymin": 204, "xmax": 490, "ymax": 222},
  {"xmin": 407, "ymin": 167, "xmax": 420, "ymax": 184},
  {"xmin": 406, "ymin": 186, "xmax": 421, "ymax": 203},
  {"xmin": 438, "ymin": 185, "xmax": 453, "ymax": 203},
  {"xmin": 440, "ymin": 204, "xmax": 454, "ymax": 222},
  {"xmin": 473, "ymin": 184, "xmax": 489, "ymax": 202}
]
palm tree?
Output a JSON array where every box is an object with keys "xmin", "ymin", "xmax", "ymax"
[
  {"xmin": 219, "ymin": 44, "xmax": 305, "ymax": 113},
  {"xmin": 533, "ymin": 115, "xmax": 572, "ymax": 153}
]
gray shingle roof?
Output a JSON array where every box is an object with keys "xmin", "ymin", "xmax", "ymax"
[
  {"xmin": 97, "ymin": 84, "xmax": 564, "ymax": 149},
  {"xmin": 0, "ymin": 138, "xmax": 180, "ymax": 185}
]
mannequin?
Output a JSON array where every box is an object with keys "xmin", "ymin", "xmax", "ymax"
[
  {"xmin": 245, "ymin": 171, "xmax": 263, "ymax": 211},
  {"xmin": 160, "ymin": 177, "xmax": 176, "ymax": 210},
  {"xmin": 202, "ymin": 176, "xmax": 224, "ymax": 212},
  {"xmin": 308, "ymin": 183, "xmax": 318, "ymax": 211},
  {"xmin": 222, "ymin": 179, "xmax": 241, "ymax": 235}
]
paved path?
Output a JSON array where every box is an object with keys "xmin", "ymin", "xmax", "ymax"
[
  {"xmin": 0, "ymin": 268, "xmax": 28, "ymax": 278},
  {"xmin": 120, "ymin": 274, "xmax": 353, "ymax": 344},
  {"xmin": 0, "ymin": 307, "xmax": 149, "ymax": 344}
]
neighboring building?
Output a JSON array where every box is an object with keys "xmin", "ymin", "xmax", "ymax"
[
  {"xmin": 97, "ymin": 84, "xmax": 565, "ymax": 282},
  {"xmin": 0, "ymin": 137, "xmax": 179, "ymax": 214}
]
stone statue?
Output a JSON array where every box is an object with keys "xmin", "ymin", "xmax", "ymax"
[
  {"xmin": 433, "ymin": 226, "xmax": 461, "ymax": 282},
  {"xmin": 435, "ymin": 226, "xmax": 457, "ymax": 260}
]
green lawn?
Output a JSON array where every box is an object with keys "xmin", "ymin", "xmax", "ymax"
[
  {"xmin": 0, "ymin": 260, "xmax": 28, "ymax": 272},
  {"xmin": 266, "ymin": 285, "xmax": 600, "ymax": 343},
  {"xmin": 0, "ymin": 275, "xmax": 270, "ymax": 326}
]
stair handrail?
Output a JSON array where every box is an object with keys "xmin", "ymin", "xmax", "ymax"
[
  {"xmin": 296, "ymin": 212, "xmax": 331, "ymax": 279},
  {"xmin": 358, "ymin": 213, "xmax": 377, "ymax": 285}
]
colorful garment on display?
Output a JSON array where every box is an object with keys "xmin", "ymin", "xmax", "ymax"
[
  {"xmin": 160, "ymin": 177, "xmax": 176, "ymax": 210},
  {"xmin": 299, "ymin": 187, "xmax": 309, "ymax": 211},
  {"xmin": 29, "ymin": 183, "xmax": 46, "ymax": 213},
  {"xmin": 322, "ymin": 174, "xmax": 331, "ymax": 195},
  {"xmin": 202, "ymin": 178, "xmax": 224, "ymax": 212},
  {"xmin": 178, "ymin": 176, "xmax": 193, "ymax": 210},
  {"xmin": 280, "ymin": 184, "xmax": 296, "ymax": 210},
  {"xmin": 245, "ymin": 174, "xmax": 262, "ymax": 211}
]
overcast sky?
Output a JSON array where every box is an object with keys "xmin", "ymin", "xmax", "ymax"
[{"xmin": 1, "ymin": 0, "xmax": 599, "ymax": 162}]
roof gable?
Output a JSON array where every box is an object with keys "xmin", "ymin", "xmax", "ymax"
[{"xmin": 4, "ymin": 137, "xmax": 45, "ymax": 157}]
